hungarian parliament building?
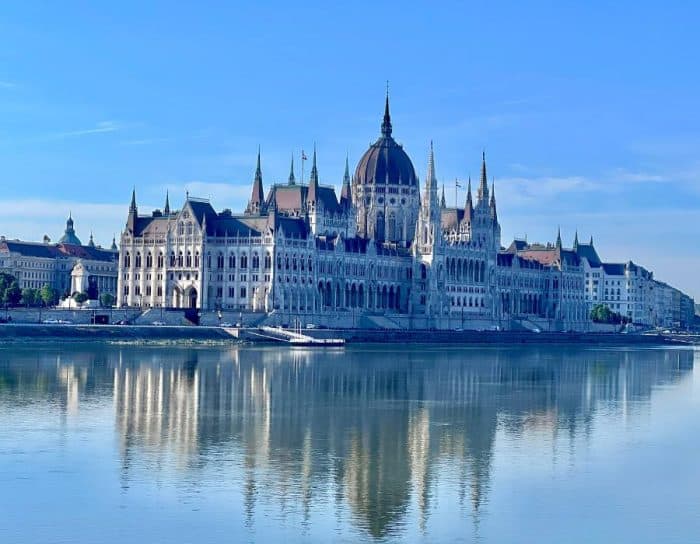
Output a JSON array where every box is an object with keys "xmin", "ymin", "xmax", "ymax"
[{"xmin": 115, "ymin": 97, "xmax": 695, "ymax": 331}]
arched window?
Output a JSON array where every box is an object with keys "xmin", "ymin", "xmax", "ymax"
[
  {"xmin": 240, "ymin": 254, "xmax": 248, "ymax": 269},
  {"xmin": 177, "ymin": 251, "xmax": 183, "ymax": 267},
  {"xmin": 169, "ymin": 252, "xmax": 175, "ymax": 267},
  {"xmin": 186, "ymin": 251, "xmax": 192, "ymax": 267},
  {"xmin": 308, "ymin": 257, "xmax": 313, "ymax": 272},
  {"xmin": 252, "ymin": 253, "xmax": 259, "ymax": 269},
  {"xmin": 217, "ymin": 252, "xmax": 224, "ymax": 269},
  {"xmin": 157, "ymin": 252, "xmax": 164, "ymax": 268},
  {"xmin": 186, "ymin": 222, "xmax": 193, "ymax": 235},
  {"xmin": 229, "ymin": 254, "xmax": 236, "ymax": 269},
  {"xmin": 387, "ymin": 212, "xmax": 396, "ymax": 241},
  {"xmin": 124, "ymin": 252, "xmax": 131, "ymax": 268},
  {"xmin": 178, "ymin": 223, "xmax": 185, "ymax": 236},
  {"xmin": 146, "ymin": 252, "xmax": 153, "ymax": 268},
  {"xmin": 194, "ymin": 252, "xmax": 200, "ymax": 268},
  {"xmin": 135, "ymin": 252, "xmax": 142, "ymax": 268},
  {"xmin": 376, "ymin": 212, "xmax": 385, "ymax": 241},
  {"xmin": 264, "ymin": 253, "xmax": 271, "ymax": 270}
]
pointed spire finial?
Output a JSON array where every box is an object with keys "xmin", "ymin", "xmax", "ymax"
[
  {"xmin": 440, "ymin": 183, "xmax": 446, "ymax": 208},
  {"xmin": 164, "ymin": 190, "xmax": 170, "ymax": 215},
  {"xmin": 129, "ymin": 187, "xmax": 137, "ymax": 214},
  {"xmin": 340, "ymin": 153, "xmax": 352, "ymax": 208},
  {"xmin": 308, "ymin": 143, "xmax": 319, "ymax": 205},
  {"xmin": 478, "ymin": 151, "xmax": 489, "ymax": 202},
  {"xmin": 246, "ymin": 147, "xmax": 265, "ymax": 214},
  {"xmin": 426, "ymin": 140, "xmax": 436, "ymax": 189},
  {"xmin": 574, "ymin": 230, "xmax": 579, "ymax": 249},
  {"xmin": 590, "ymin": 235, "xmax": 594, "ymax": 246},
  {"xmin": 381, "ymin": 83, "xmax": 392, "ymax": 137},
  {"xmin": 556, "ymin": 226, "xmax": 562, "ymax": 248},
  {"xmin": 288, "ymin": 154, "xmax": 296, "ymax": 185}
]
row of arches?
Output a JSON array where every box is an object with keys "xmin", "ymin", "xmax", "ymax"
[
  {"xmin": 500, "ymin": 292, "xmax": 545, "ymax": 316},
  {"xmin": 445, "ymin": 257, "xmax": 487, "ymax": 283},
  {"xmin": 316, "ymin": 280, "xmax": 406, "ymax": 312}
]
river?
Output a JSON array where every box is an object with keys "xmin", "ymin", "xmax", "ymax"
[{"xmin": 1, "ymin": 343, "xmax": 698, "ymax": 543}]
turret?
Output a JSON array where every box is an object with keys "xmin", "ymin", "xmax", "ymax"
[
  {"xmin": 440, "ymin": 183, "xmax": 446, "ymax": 209},
  {"xmin": 489, "ymin": 179, "xmax": 497, "ymax": 221},
  {"xmin": 340, "ymin": 154, "xmax": 351, "ymax": 209},
  {"xmin": 164, "ymin": 191, "xmax": 170, "ymax": 215},
  {"xmin": 556, "ymin": 227, "xmax": 562, "ymax": 249},
  {"xmin": 464, "ymin": 176, "xmax": 473, "ymax": 223},
  {"xmin": 307, "ymin": 146, "xmax": 319, "ymax": 207},
  {"xmin": 245, "ymin": 147, "xmax": 265, "ymax": 215},
  {"xmin": 127, "ymin": 188, "xmax": 137, "ymax": 233}
]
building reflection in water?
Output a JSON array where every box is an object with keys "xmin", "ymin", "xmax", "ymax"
[{"xmin": 0, "ymin": 344, "xmax": 694, "ymax": 539}]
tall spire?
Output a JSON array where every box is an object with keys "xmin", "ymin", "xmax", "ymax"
[
  {"xmin": 164, "ymin": 190, "xmax": 170, "ymax": 215},
  {"xmin": 111, "ymin": 235, "xmax": 117, "ymax": 251},
  {"xmin": 489, "ymin": 178, "xmax": 497, "ymax": 220},
  {"xmin": 590, "ymin": 235, "xmax": 594, "ymax": 246},
  {"xmin": 556, "ymin": 226, "xmax": 562, "ymax": 248},
  {"xmin": 573, "ymin": 230, "xmax": 579, "ymax": 250},
  {"xmin": 478, "ymin": 151, "xmax": 489, "ymax": 202},
  {"xmin": 381, "ymin": 82, "xmax": 392, "ymax": 137},
  {"xmin": 288, "ymin": 154, "xmax": 296, "ymax": 185},
  {"xmin": 423, "ymin": 141, "xmax": 439, "ymax": 214},
  {"xmin": 440, "ymin": 183, "xmax": 446, "ymax": 208},
  {"xmin": 245, "ymin": 147, "xmax": 265, "ymax": 215},
  {"xmin": 88, "ymin": 231, "xmax": 95, "ymax": 247},
  {"xmin": 308, "ymin": 144, "xmax": 319, "ymax": 205},
  {"xmin": 340, "ymin": 153, "xmax": 351, "ymax": 208},
  {"xmin": 129, "ymin": 187, "xmax": 137, "ymax": 214},
  {"xmin": 426, "ymin": 141, "xmax": 436, "ymax": 190}
]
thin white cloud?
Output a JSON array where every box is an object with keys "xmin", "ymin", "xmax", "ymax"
[
  {"xmin": 120, "ymin": 137, "xmax": 170, "ymax": 146},
  {"xmin": 50, "ymin": 121, "xmax": 122, "ymax": 139}
]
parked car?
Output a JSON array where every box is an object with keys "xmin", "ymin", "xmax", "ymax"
[
  {"xmin": 115, "ymin": 320, "xmax": 130, "ymax": 325},
  {"xmin": 57, "ymin": 319, "xmax": 72, "ymax": 324},
  {"xmin": 219, "ymin": 322, "xmax": 233, "ymax": 327},
  {"xmin": 306, "ymin": 323, "xmax": 317, "ymax": 329},
  {"xmin": 152, "ymin": 321, "xmax": 166, "ymax": 326},
  {"xmin": 42, "ymin": 319, "xmax": 59, "ymax": 324}
]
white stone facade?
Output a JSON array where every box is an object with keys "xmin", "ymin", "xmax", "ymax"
[{"xmin": 116, "ymin": 100, "xmax": 694, "ymax": 330}]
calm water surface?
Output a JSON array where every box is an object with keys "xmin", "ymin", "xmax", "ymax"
[{"xmin": 0, "ymin": 343, "xmax": 699, "ymax": 543}]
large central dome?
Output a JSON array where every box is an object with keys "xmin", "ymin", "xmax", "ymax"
[
  {"xmin": 352, "ymin": 95, "xmax": 421, "ymax": 244},
  {"xmin": 354, "ymin": 95, "xmax": 418, "ymax": 187}
]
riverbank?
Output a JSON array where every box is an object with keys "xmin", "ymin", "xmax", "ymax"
[{"xmin": 0, "ymin": 323, "xmax": 692, "ymax": 346}]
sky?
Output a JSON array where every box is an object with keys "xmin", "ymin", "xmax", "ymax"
[{"xmin": 0, "ymin": 1, "xmax": 698, "ymax": 299}]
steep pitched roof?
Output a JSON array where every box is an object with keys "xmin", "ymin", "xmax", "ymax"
[{"xmin": 575, "ymin": 242, "xmax": 602, "ymax": 267}]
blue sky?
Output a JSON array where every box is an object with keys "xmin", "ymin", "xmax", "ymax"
[{"xmin": 1, "ymin": 1, "xmax": 698, "ymax": 298}]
